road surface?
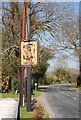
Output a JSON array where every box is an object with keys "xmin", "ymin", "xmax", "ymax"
[{"xmin": 42, "ymin": 84, "xmax": 80, "ymax": 118}]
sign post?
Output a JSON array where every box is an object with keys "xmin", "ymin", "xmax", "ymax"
[
  {"xmin": 26, "ymin": 66, "xmax": 32, "ymax": 112},
  {"xmin": 21, "ymin": 1, "xmax": 38, "ymax": 112},
  {"xmin": 21, "ymin": 41, "xmax": 37, "ymax": 111}
]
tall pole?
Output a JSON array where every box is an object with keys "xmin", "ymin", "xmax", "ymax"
[
  {"xmin": 26, "ymin": 2, "xmax": 32, "ymax": 112},
  {"xmin": 20, "ymin": 0, "xmax": 27, "ymax": 107},
  {"xmin": 22, "ymin": 0, "xmax": 27, "ymax": 41}
]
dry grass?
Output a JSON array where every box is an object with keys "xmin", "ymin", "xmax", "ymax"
[{"xmin": 32, "ymin": 103, "xmax": 45, "ymax": 120}]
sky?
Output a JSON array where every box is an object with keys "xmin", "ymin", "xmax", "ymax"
[{"xmin": 47, "ymin": 49, "xmax": 79, "ymax": 72}]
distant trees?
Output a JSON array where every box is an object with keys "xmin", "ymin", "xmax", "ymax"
[
  {"xmin": 32, "ymin": 44, "xmax": 53, "ymax": 85},
  {"xmin": 48, "ymin": 68, "xmax": 78, "ymax": 84}
]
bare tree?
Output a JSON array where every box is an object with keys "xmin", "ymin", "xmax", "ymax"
[
  {"xmin": 2, "ymin": 2, "xmax": 23, "ymax": 78},
  {"xmin": 2, "ymin": 2, "xmax": 79, "ymax": 81}
]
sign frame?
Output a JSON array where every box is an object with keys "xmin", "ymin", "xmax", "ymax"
[{"xmin": 21, "ymin": 40, "xmax": 37, "ymax": 66}]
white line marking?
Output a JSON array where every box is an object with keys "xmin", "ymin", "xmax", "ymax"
[
  {"xmin": 72, "ymin": 97, "xmax": 77, "ymax": 101},
  {"xmin": 58, "ymin": 90, "xmax": 78, "ymax": 101},
  {"xmin": 65, "ymin": 94, "xmax": 69, "ymax": 97}
]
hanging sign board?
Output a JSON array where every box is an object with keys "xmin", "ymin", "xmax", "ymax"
[{"xmin": 21, "ymin": 41, "xmax": 37, "ymax": 66}]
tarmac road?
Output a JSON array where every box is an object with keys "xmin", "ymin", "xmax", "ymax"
[{"xmin": 43, "ymin": 84, "xmax": 80, "ymax": 118}]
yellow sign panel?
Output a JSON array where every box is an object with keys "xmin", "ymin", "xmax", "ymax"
[{"xmin": 21, "ymin": 41, "xmax": 37, "ymax": 66}]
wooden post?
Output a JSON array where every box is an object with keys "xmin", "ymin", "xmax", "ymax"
[
  {"xmin": 26, "ymin": 2, "xmax": 32, "ymax": 112},
  {"xmin": 20, "ymin": 0, "xmax": 27, "ymax": 107}
]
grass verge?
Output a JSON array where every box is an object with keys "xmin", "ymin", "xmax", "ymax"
[
  {"xmin": 20, "ymin": 106, "xmax": 49, "ymax": 119},
  {"xmin": 20, "ymin": 107, "xmax": 33, "ymax": 119},
  {"xmin": 0, "ymin": 88, "xmax": 43, "ymax": 98},
  {"xmin": 0, "ymin": 91, "xmax": 19, "ymax": 98},
  {"xmin": 79, "ymin": 87, "xmax": 81, "ymax": 90},
  {"xmin": 32, "ymin": 89, "xmax": 43, "ymax": 98},
  {"xmin": 72, "ymin": 87, "xmax": 81, "ymax": 91}
]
